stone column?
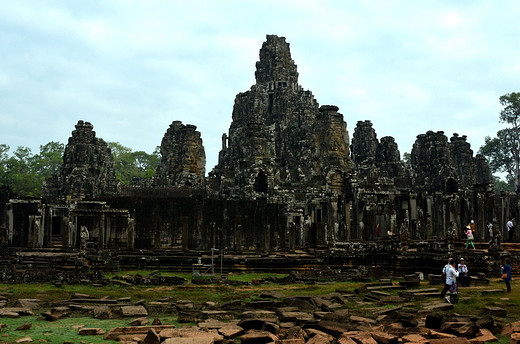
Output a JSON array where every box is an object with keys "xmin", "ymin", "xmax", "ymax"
[
  {"xmin": 264, "ymin": 224, "xmax": 270, "ymax": 254},
  {"xmin": 181, "ymin": 216, "xmax": 189, "ymax": 251},
  {"xmin": 346, "ymin": 201, "xmax": 351, "ymax": 241},
  {"xmin": 127, "ymin": 217, "xmax": 135, "ymax": 250},
  {"xmin": 235, "ymin": 223, "xmax": 242, "ymax": 252},
  {"xmin": 289, "ymin": 222, "xmax": 295, "ymax": 252},
  {"xmin": 99, "ymin": 213, "xmax": 106, "ymax": 249}
]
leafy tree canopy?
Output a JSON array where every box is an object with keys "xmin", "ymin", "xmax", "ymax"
[
  {"xmin": 479, "ymin": 92, "xmax": 520, "ymax": 193},
  {"xmin": 1, "ymin": 141, "xmax": 160, "ymax": 197},
  {"xmin": 0, "ymin": 142, "xmax": 64, "ymax": 197},
  {"xmin": 108, "ymin": 142, "xmax": 160, "ymax": 185}
]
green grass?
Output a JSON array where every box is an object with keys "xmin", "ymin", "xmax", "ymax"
[{"xmin": 0, "ymin": 315, "xmax": 181, "ymax": 344}]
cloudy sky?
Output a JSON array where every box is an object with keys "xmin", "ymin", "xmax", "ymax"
[{"xmin": 1, "ymin": 1, "xmax": 519, "ymax": 173}]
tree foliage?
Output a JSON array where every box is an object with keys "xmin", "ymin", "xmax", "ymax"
[
  {"xmin": 1, "ymin": 141, "xmax": 161, "ymax": 196},
  {"xmin": 0, "ymin": 142, "xmax": 65, "ymax": 197},
  {"xmin": 108, "ymin": 142, "xmax": 160, "ymax": 185},
  {"xmin": 479, "ymin": 92, "xmax": 520, "ymax": 193}
]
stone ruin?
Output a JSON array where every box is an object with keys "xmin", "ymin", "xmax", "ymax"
[{"xmin": 0, "ymin": 34, "xmax": 518, "ymax": 277}]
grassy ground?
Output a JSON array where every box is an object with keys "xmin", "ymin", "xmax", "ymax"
[{"xmin": 0, "ymin": 273, "xmax": 517, "ymax": 343}]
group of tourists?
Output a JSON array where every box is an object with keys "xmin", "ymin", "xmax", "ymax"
[
  {"xmin": 439, "ymin": 257, "xmax": 513, "ymax": 304},
  {"xmin": 465, "ymin": 218, "xmax": 516, "ymax": 249}
]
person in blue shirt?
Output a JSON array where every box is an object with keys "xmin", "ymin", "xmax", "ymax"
[{"xmin": 501, "ymin": 260, "xmax": 512, "ymax": 293}]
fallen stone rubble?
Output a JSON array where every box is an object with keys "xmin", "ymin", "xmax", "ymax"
[{"xmin": 0, "ymin": 282, "xmax": 518, "ymax": 344}]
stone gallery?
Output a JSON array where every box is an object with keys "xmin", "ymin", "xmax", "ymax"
[{"xmin": 0, "ymin": 35, "xmax": 518, "ymax": 276}]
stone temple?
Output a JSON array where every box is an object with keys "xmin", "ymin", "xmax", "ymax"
[{"xmin": 0, "ymin": 35, "xmax": 518, "ymax": 279}]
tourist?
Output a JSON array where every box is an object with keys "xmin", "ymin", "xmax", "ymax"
[
  {"xmin": 507, "ymin": 219, "xmax": 515, "ymax": 242},
  {"xmin": 487, "ymin": 221, "xmax": 493, "ymax": 243},
  {"xmin": 457, "ymin": 258, "xmax": 470, "ymax": 287},
  {"xmin": 440, "ymin": 258, "xmax": 459, "ymax": 303},
  {"xmin": 501, "ymin": 260, "xmax": 512, "ymax": 293},
  {"xmin": 465, "ymin": 221, "xmax": 475, "ymax": 250},
  {"xmin": 440, "ymin": 257, "xmax": 453, "ymax": 298}
]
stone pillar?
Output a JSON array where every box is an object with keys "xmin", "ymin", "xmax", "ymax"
[
  {"xmin": 7, "ymin": 205, "xmax": 13, "ymax": 245},
  {"xmin": 62, "ymin": 216, "xmax": 71, "ymax": 248},
  {"xmin": 289, "ymin": 222, "xmax": 295, "ymax": 252},
  {"xmin": 346, "ymin": 201, "xmax": 351, "ymax": 241},
  {"xmin": 330, "ymin": 199, "xmax": 338, "ymax": 243},
  {"xmin": 28, "ymin": 215, "xmax": 39, "ymax": 248},
  {"xmin": 235, "ymin": 223, "xmax": 242, "ymax": 252},
  {"xmin": 105, "ymin": 216, "xmax": 112, "ymax": 248},
  {"xmin": 127, "ymin": 217, "xmax": 135, "ymax": 250},
  {"xmin": 181, "ymin": 216, "xmax": 189, "ymax": 251},
  {"xmin": 477, "ymin": 193, "xmax": 485, "ymax": 241},
  {"xmin": 264, "ymin": 224, "xmax": 270, "ymax": 253},
  {"xmin": 99, "ymin": 213, "xmax": 106, "ymax": 249}
]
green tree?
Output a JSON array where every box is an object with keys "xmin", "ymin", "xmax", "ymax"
[
  {"xmin": 479, "ymin": 92, "xmax": 520, "ymax": 193},
  {"xmin": 108, "ymin": 142, "xmax": 159, "ymax": 184},
  {"xmin": 0, "ymin": 142, "xmax": 64, "ymax": 197},
  {"xmin": 36, "ymin": 141, "xmax": 65, "ymax": 176}
]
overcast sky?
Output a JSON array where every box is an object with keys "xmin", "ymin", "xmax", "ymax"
[{"xmin": 1, "ymin": 1, "xmax": 519, "ymax": 174}]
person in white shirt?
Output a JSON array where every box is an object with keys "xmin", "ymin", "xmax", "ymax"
[
  {"xmin": 440, "ymin": 258, "xmax": 459, "ymax": 303},
  {"xmin": 507, "ymin": 219, "xmax": 515, "ymax": 242}
]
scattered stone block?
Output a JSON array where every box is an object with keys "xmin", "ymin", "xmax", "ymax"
[
  {"xmin": 316, "ymin": 320, "xmax": 354, "ymax": 337},
  {"xmin": 141, "ymin": 328, "xmax": 160, "ymax": 344},
  {"xmin": 279, "ymin": 311, "xmax": 313, "ymax": 324},
  {"xmin": 0, "ymin": 310, "xmax": 19, "ymax": 318},
  {"xmin": 276, "ymin": 339, "xmax": 305, "ymax": 344},
  {"xmin": 306, "ymin": 328, "xmax": 334, "ymax": 342},
  {"xmin": 79, "ymin": 327, "xmax": 106, "ymax": 336},
  {"xmin": 428, "ymin": 338, "xmax": 470, "ymax": 344},
  {"xmin": 159, "ymin": 328, "xmax": 223, "ymax": 343},
  {"xmin": 306, "ymin": 334, "xmax": 333, "ymax": 344},
  {"xmin": 474, "ymin": 315, "xmax": 494, "ymax": 330},
  {"xmin": 1, "ymin": 307, "xmax": 33, "ymax": 316},
  {"xmin": 501, "ymin": 320, "xmax": 520, "ymax": 336},
  {"xmin": 104, "ymin": 325, "xmax": 176, "ymax": 341},
  {"xmin": 350, "ymin": 315, "xmax": 376, "ymax": 325},
  {"xmin": 130, "ymin": 317, "xmax": 149, "ymax": 326},
  {"xmin": 220, "ymin": 300, "xmax": 243, "ymax": 310},
  {"xmin": 163, "ymin": 338, "xmax": 215, "ymax": 344},
  {"xmin": 178, "ymin": 310, "xmax": 201, "ymax": 323},
  {"xmin": 15, "ymin": 323, "xmax": 32, "ymax": 331},
  {"xmin": 482, "ymin": 307, "xmax": 506, "ymax": 318},
  {"xmin": 15, "ymin": 337, "xmax": 32, "ymax": 343},
  {"xmin": 93, "ymin": 305, "xmax": 113, "ymax": 319},
  {"xmin": 425, "ymin": 313, "xmax": 444, "ymax": 329},
  {"xmin": 277, "ymin": 326, "xmax": 306, "ymax": 341},
  {"xmin": 241, "ymin": 329, "xmax": 278, "ymax": 344},
  {"xmin": 201, "ymin": 310, "xmax": 236, "ymax": 321},
  {"xmin": 217, "ymin": 325, "xmax": 244, "ymax": 339},
  {"xmin": 14, "ymin": 299, "xmax": 42, "ymax": 310},
  {"xmin": 455, "ymin": 323, "xmax": 479, "ymax": 338},
  {"xmin": 468, "ymin": 328, "xmax": 497, "ymax": 343},
  {"xmin": 402, "ymin": 334, "xmax": 428, "ymax": 343},
  {"xmin": 511, "ymin": 333, "xmax": 520, "ymax": 344},
  {"xmin": 198, "ymin": 318, "xmax": 236, "ymax": 330},
  {"xmin": 371, "ymin": 330, "xmax": 398, "ymax": 344},
  {"xmin": 340, "ymin": 331, "xmax": 377, "ymax": 344},
  {"xmin": 121, "ymin": 305, "xmax": 148, "ymax": 317}
]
